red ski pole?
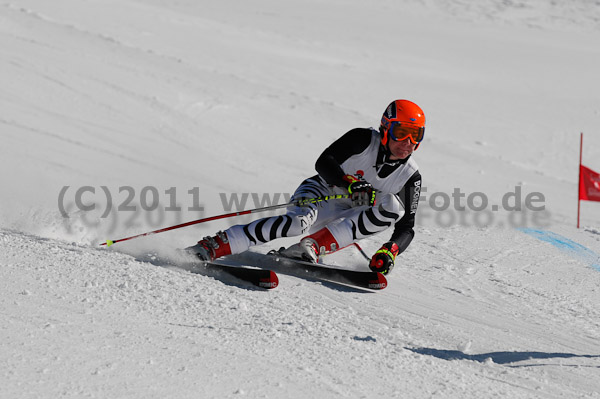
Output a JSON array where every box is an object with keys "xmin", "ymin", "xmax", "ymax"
[{"xmin": 100, "ymin": 194, "xmax": 351, "ymax": 247}]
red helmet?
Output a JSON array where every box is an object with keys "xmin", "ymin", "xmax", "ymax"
[{"xmin": 379, "ymin": 99, "xmax": 426, "ymax": 149}]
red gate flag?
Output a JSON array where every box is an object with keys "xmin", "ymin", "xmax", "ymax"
[{"xmin": 579, "ymin": 164, "xmax": 600, "ymax": 202}]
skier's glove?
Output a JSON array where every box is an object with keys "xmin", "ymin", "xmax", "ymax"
[
  {"xmin": 369, "ymin": 242, "xmax": 400, "ymax": 275},
  {"xmin": 343, "ymin": 175, "xmax": 375, "ymax": 207}
]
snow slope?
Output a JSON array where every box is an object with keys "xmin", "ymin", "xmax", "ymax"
[
  {"xmin": 1, "ymin": 0, "xmax": 600, "ymax": 397},
  {"xmin": 2, "ymin": 227, "xmax": 600, "ymax": 398}
]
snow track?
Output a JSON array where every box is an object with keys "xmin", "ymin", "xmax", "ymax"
[{"xmin": 2, "ymin": 228, "xmax": 599, "ymax": 398}]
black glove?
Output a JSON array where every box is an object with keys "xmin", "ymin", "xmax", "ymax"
[
  {"xmin": 344, "ymin": 175, "xmax": 375, "ymax": 206},
  {"xmin": 369, "ymin": 242, "xmax": 400, "ymax": 275}
]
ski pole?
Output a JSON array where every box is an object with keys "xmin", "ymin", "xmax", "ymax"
[
  {"xmin": 100, "ymin": 194, "xmax": 351, "ymax": 247},
  {"xmin": 352, "ymin": 243, "xmax": 371, "ymax": 261}
]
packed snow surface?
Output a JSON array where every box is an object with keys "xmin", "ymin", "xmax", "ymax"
[{"xmin": 1, "ymin": 0, "xmax": 600, "ymax": 398}]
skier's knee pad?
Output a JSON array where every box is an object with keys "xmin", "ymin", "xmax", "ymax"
[{"xmin": 287, "ymin": 212, "xmax": 317, "ymax": 236}]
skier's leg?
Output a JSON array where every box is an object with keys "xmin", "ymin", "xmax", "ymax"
[
  {"xmin": 326, "ymin": 193, "xmax": 404, "ymax": 248},
  {"xmin": 187, "ymin": 176, "xmax": 330, "ymax": 260},
  {"xmin": 289, "ymin": 193, "xmax": 403, "ymax": 263},
  {"xmin": 225, "ymin": 205, "xmax": 318, "ymax": 254},
  {"xmin": 225, "ymin": 175, "xmax": 337, "ymax": 254}
]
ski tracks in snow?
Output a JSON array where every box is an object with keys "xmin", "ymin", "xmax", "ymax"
[{"xmin": 2, "ymin": 228, "xmax": 600, "ymax": 398}]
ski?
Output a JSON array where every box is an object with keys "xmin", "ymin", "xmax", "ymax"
[
  {"xmin": 267, "ymin": 253, "xmax": 387, "ymax": 290},
  {"xmin": 194, "ymin": 261, "xmax": 279, "ymax": 290}
]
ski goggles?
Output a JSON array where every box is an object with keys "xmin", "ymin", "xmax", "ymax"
[{"xmin": 389, "ymin": 122, "xmax": 425, "ymax": 144}]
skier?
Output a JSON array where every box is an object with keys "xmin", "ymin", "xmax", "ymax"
[{"xmin": 187, "ymin": 99, "xmax": 424, "ymax": 275}]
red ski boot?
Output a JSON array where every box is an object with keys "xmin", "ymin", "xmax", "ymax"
[
  {"xmin": 297, "ymin": 227, "xmax": 340, "ymax": 263},
  {"xmin": 186, "ymin": 231, "xmax": 232, "ymax": 261}
]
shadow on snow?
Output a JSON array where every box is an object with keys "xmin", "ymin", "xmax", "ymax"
[{"xmin": 406, "ymin": 347, "xmax": 600, "ymax": 367}]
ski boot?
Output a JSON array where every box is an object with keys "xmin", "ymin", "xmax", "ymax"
[
  {"xmin": 185, "ymin": 231, "xmax": 232, "ymax": 261},
  {"xmin": 280, "ymin": 227, "xmax": 339, "ymax": 263}
]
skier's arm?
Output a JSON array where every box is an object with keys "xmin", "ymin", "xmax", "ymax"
[
  {"xmin": 315, "ymin": 128, "xmax": 372, "ymax": 189},
  {"xmin": 389, "ymin": 171, "xmax": 422, "ymax": 254},
  {"xmin": 368, "ymin": 171, "xmax": 421, "ymax": 275}
]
